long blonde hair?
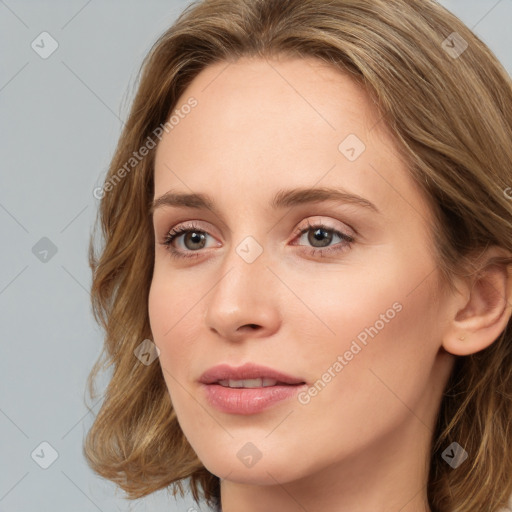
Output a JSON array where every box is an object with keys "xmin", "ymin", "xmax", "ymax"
[{"xmin": 84, "ymin": 1, "xmax": 512, "ymax": 510}]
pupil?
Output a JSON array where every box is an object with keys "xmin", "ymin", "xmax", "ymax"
[
  {"xmin": 309, "ymin": 228, "xmax": 332, "ymax": 247},
  {"xmin": 186, "ymin": 231, "xmax": 205, "ymax": 249}
]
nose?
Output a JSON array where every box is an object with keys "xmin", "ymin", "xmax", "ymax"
[{"xmin": 204, "ymin": 246, "xmax": 281, "ymax": 342}]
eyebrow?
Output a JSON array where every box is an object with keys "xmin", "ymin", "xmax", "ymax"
[{"xmin": 150, "ymin": 186, "xmax": 379, "ymax": 215}]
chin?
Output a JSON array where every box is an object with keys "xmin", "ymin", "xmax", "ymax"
[
  {"xmin": 197, "ymin": 446, "xmax": 311, "ymax": 485},
  {"xmin": 206, "ymin": 462, "xmax": 295, "ymax": 486}
]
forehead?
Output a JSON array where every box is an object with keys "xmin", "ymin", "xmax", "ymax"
[
  {"xmin": 157, "ymin": 56, "xmax": 386, "ymax": 158},
  {"xmin": 153, "ymin": 56, "xmax": 429, "ymax": 222}
]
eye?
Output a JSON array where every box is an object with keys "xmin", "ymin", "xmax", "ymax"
[
  {"xmin": 159, "ymin": 219, "xmax": 355, "ymax": 260},
  {"xmin": 160, "ymin": 221, "xmax": 217, "ymax": 260},
  {"xmin": 291, "ymin": 219, "xmax": 355, "ymax": 258}
]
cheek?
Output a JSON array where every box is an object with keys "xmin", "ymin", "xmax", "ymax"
[
  {"xmin": 299, "ymin": 252, "xmax": 440, "ymax": 403},
  {"xmin": 148, "ymin": 276, "xmax": 193, "ymax": 421},
  {"xmin": 148, "ymin": 262, "xmax": 194, "ymax": 338},
  {"xmin": 148, "ymin": 269, "xmax": 205, "ymax": 378},
  {"xmin": 289, "ymin": 261, "xmax": 419, "ymax": 366},
  {"xmin": 313, "ymin": 273, "xmax": 440, "ymax": 427},
  {"xmin": 148, "ymin": 274, "xmax": 181, "ymax": 365},
  {"xmin": 148, "ymin": 275, "xmax": 170, "ymax": 345}
]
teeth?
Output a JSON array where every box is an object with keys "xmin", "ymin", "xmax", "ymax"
[{"xmin": 217, "ymin": 378, "xmax": 278, "ymax": 388}]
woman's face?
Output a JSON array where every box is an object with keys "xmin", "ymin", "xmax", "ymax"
[{"xmin": 148, "ymin": 56, "xmax": 455, "ymax": 492}]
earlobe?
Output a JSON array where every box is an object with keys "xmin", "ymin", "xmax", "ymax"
[{"xmin": 442, "ymin": 247, "xmax": 512, "ymax": 357}]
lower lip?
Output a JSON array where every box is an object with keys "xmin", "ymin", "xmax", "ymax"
[{"xmin": 201, "ymin": 383, "xmax": 307, "ymax": 415}]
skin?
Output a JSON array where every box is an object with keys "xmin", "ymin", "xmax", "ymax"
[{"xmin": 148, "ymin": 55, "xmax": 512, "ymax": 512}]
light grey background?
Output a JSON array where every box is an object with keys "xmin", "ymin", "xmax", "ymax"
[{"xmin": 1, "ymin": 1, "xmax": 511, "ymax": 511}]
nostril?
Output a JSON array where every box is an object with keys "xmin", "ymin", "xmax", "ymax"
[{"xmin": 236, "ymin": 323, "xmax": 260, "ymax": 334}]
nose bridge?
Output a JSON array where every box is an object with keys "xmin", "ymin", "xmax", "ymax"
[
  {"xmin": 204, "ymin": 230, "xmax": 281, "ymax": 337},
  {"xmin": 211, "ymin": 232, "xmax": 269, "ymax": 306}
]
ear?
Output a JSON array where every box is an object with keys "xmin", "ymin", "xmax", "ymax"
[{"xmin": 442, "ymin": 246, "xmax": 512, "ymax": 356}]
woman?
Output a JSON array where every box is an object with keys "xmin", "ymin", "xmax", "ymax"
[{"xmin": 85, "ymin": 1, "xmax": 512, "ymax": 511}]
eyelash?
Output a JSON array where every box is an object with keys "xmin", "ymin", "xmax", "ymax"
[{"xmin": 160, "ymin": 220, "xmax": 355, "ymax": 261}]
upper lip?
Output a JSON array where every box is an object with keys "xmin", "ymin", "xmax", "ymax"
[{"xmin": 199, "ymin": 363, "xmax": 306, "ymax": 385}]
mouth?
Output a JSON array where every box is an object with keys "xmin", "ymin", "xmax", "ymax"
[
  {"xmin": 199, "ymin": 363, "xmax": 307, "ymax": 415},
  {"xmin": 216, "ymin": 378, "xmax": 304, "ymax": 388},
  {"xmin": 199, "ymin": 362, "xmax": 306, "ymax": 386}
]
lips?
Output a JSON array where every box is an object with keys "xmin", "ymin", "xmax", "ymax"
[
  {"xmin": 198, "ymin": 362, "xmax": 306, "ymax": 386},
  {"xmin": 199, "ymin": 363, "xmax": 307, "ymax": 414}
]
